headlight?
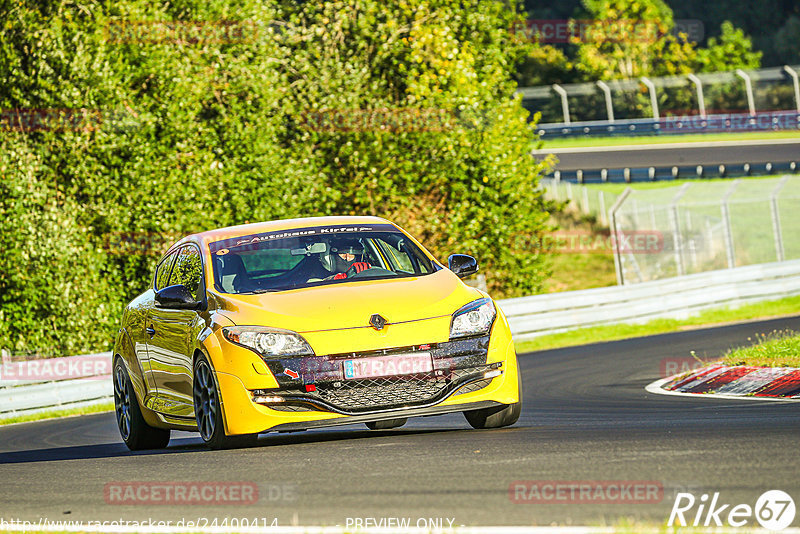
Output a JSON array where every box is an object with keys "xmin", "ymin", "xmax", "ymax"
[
  {"xmin": 223, "ymin": 326, "xmax": 314, "ymax": 358},
  {"xmin": 450, "ymin": 298, "xmax": 496, "ymax": 339}
]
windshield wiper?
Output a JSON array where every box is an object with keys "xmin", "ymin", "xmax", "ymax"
[{"xmin": 242, "ymin": 288, "xmax": 281, "ymax": 294}]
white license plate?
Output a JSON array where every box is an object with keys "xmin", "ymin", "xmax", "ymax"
[{"xmin": 343, "ymin": 352, "xmax": 433, "ymax": 380}]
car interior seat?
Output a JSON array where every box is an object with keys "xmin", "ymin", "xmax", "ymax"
[{"xmin": 215, "ymin": 254, "xmax": 251, "ymax": 293}]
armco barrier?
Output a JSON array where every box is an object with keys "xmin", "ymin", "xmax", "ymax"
[
  {"xmin": 549, "ymin": 161, "xmax": 799, "ymax": 183},
  {"xmin": 3, "ymin": 260, "xmax": 800, "ymax": 419},
  {"xmin": 533, "ymin": 111, "xmax": 800, "ymax": 140},
  {"xmin": 0, "ymin": 352, "xmax": 113, "ymax": 420},
  {"xmin": 499, "ymin": 259, "xmax": 800, "ymax": 341}
]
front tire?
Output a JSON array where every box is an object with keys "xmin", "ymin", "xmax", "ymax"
[
  {"xmin": 193, "ymin": 354, "xmax": 258, "ymax": 450},
  {"xmin": 113, "ymin": 359, "xmax": 170, "ymax": 451},
  {"xmin": 463, "ymin": 365, "xmax": 522, "ymax": 429}
]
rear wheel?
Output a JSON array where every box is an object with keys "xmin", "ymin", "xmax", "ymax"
[
  {"xmin": 365, "ymin": 418, "xmax": 407, "ymax": 430},
  {"xmin": 463, "ymin": 365, "xmax": 522, "ymax": 429},
  {"xmin": 193, "ymin": 355, "xmax": 258, "ymax": 450},
  {"xmin": 113, "ymin": 359, "xmax": 170, "ymax": 451}
]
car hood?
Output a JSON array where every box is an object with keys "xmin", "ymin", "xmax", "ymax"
[{"xmin": 212, "ymin": 269, "xmax": 481, "ymax": 333}]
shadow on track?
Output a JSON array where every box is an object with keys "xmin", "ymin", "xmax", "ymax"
[{"xmin": 0, "ymin": 425, "xmax": 518, "ymax": 464}]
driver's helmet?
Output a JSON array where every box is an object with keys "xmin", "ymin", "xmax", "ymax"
[
  {"xmin": 329, "ymin": 237, "xmax": 365, "ymax": 272},
  {"xmin": 330, "ymin": 237, "xmax": 364, "ymax": 257}
]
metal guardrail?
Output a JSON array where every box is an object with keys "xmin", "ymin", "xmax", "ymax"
[
  {"xmin": 520, "ymin": 65, "xmax": 800, "ymax": 136},
  {"xmin": 550, "ymin": 161, "xmax": 799, "ymax": 183},
  {"xmin": 3, "ymin": 260, "xmax": 800, "ymax": 417},
  {"xmin": 534, "ymin": 111, "xmax": 800, "ymax": 140},
  {"xmin": 0, "ymin": 352, "xmax": 112, "ymax": 420},
  {"xmin": 499, "ymin": 259, "xmax": 800, "ymax": 341}
]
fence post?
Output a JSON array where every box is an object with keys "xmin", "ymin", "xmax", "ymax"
[
  {"xmin": 596, "ymin": 81, "xmax": 615, "ymax": 122},
  {"xmin": 610, "ymin": 188, "xmax": 632, "ymax": 285},
  {"xmin": 687, "ymin": 73, "xmax": 706, "ymax": 117},
  {"xmin": 685, "ymin": 210, "xmax": 698, "ymax": 272},
  {"xmin": 640, "ymin": 77, "xmax": 660, "ymax": 119},
  {"xmin": 735, "ymin": 69, "xmax": 756, "ymax": 116},
  {"xmin": 598, "ymin": 191, "xmax": 607, "ymax": 226},
  {"xmin": 650, "ymin": 204, "xmax": 657, "ymax": 230},
  {"xmin": 721, "ymin": 180, "xmax": 740, "ymax": 268},
  {"xmin": 668, "ymin": 183, "xmax": 691, "ymax": 276},
  {"xmin": 771, "ymin": 176, "xmax": 790, "ymax": 262},
  {"xmin": 582, "ymin": 186, "xmax": 590, "ymax": 214},
  {"xmin": 553, "ymin": 84, "xmax": 571, "ymax": 124},
  {"xmin": 784, "ymin": 66, "xmax": 800, "ymax": 112},
  {"xmin": 0, "ymin": 349, "xmax": 6, "ymax": 373}
]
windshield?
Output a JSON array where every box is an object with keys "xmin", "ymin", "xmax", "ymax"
[{"xmin": 208, "ymin": 224, "xmax": 437, "ymax": 294}]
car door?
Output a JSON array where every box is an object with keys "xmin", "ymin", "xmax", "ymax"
[
  {"xmin": 146, "ymin": 244, "xmax": 204, "ymax": 417},
  {"xmin": 135, "ymin": 249, "xmax": 178, "ymax": 404}
]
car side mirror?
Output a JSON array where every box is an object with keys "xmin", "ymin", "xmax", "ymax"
[
  {"xmin": 448, "ymin": 254, "xmax": 479, "ymax": 279},
  {"xmin": 155, "ymin": 284, "xmax": 200, "ymax": 310}
]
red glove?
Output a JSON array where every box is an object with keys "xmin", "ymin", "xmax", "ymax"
[
  {"xmin": 333, "ymin": 273, "xmax": 347, "ymax": 280},
  {"xmin": 351, "ymin": 262, "xmax": 371, "ymax": 273}
]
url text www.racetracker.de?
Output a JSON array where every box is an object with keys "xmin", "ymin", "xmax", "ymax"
[{"xmin": 0, "ymin": 517, "xmax": 279, "ymax": 531}]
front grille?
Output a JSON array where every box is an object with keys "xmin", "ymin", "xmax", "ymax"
[
  {"xmin": 311, "ymin": 365, "xmax": 495, "ymax": 413},
  {"xmin": 254, "ymin": 363, "xmax": 498, "ymax": 415},
  {"xmin": 315, "ymin": 373, "xmax": 445, "ymax": 412},
  {"xmin": 252, "ymin": 336, "xmax": 496, "ymax": 415}
]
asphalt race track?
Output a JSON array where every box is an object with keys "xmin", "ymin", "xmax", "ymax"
[
  {"xmin": 539, "ymin": 138, "xmax": 800, "ymax": 171},
  {"xmin": 1, "ymin": 315, "xmax": 799, "ymax": 528}
]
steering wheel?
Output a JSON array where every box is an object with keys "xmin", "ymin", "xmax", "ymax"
[
  {"xmin": 345, "ymin": 263, "xmax": 369, "ymax": 278},
  {"xmin": 347, "ymin": 266, "xmax": 395, "ymax": 279}
]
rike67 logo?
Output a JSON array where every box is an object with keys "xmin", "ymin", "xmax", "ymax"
[{"xmin": 669, "ymin": 490, "xmax": 796, "ymax": 530}]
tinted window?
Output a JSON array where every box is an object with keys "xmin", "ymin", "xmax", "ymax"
[
  {"xmin": 209, "ymin": 225, "xmax": 436, "ymax": 294},
  {"xmin": 171, "ymin": 245, "xmax": 203, "ymax": 300},
  {"xmin": 154, "ymin": 251, "xmax": 177, "ymax": 291}
]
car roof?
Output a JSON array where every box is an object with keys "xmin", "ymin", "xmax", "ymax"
[{"xmin": 175, "ymin": 216, "xmax": 395, "ymax": 251}]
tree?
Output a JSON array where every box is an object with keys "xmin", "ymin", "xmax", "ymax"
[
  {"xmin": 0, "ymin": 137, "xmax": 117, "ymax": 355},
  {"xmin": 572, "ymin": 0, "xmax": 698, "ymax": 80},
  {"xmin": 0, "ymin": 0, "xmax": 554, "ymax": 353},
  {"xmin": 276, "ymin": 0, "xmax": 555, "ymax": 297},
  {"xmin": 772, "ymin": 16, "xmax": 800, "ymax": 66},
  {"xmin": 694, "ymin": 21, "xmax": 762, "ymax": 72}
]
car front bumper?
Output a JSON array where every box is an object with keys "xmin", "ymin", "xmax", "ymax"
[{"xmin": 211, "ymin": 322, "xmax": 519, "ymax": 435}]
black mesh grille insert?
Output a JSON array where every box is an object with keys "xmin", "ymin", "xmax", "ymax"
[
  {"xmin": 453, "ymin": 378, "xmax": 492, "ymax": 396},
  {"xmin": 270, "ymin": 404, "xmax": 316, "ymax": 412},
  {"xmin": 307, "ymin": 365, "xmax": 493, "ymax": 413}
]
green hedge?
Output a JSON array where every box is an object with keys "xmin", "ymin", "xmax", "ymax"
[{"xmin": 0, "ymin": 0, "xmax": 552, "ymax": 355}]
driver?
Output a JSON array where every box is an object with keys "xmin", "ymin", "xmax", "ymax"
[{"xmin": 329, "ymin": 238, "xmax": 371, "ymax": 280}]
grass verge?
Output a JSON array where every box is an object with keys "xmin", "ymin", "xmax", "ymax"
[
  {"xmin": 722, "ymin": 329, "xmax": 800, "ymax": 367},
  {"xmin": 514, "ymin": 295, "xmax": 800, "ymax": 354},
  {"xmin": 543, "ymin": 209, "xmax": 616, "ymax": 293},
  {"xmin": 545, "ymin": 251, "xmax": 616, "ymax": 293},
  {"xmin": 540, "ymin": 130, "xmax": 800, "ymax": 149},
  {"xmin": 0, "ymin": 401, "xmax": 114, "ymax": 426}
]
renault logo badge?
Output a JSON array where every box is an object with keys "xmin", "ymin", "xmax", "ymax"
[{"xmin": 369, "ymin": 314, "xmax": 387, "ymax": 331}]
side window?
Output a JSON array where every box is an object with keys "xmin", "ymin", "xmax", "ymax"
[
  {"xmin": 171, "ymin": 245, "xmax": 204, "ymax": 300},
  {"xmin": 154, "ymin": 251, "xmax": 177, "ymax": 291},
  {"xmin": 377, "ymin": 240, "xmax": 414, "ymax": 272}
]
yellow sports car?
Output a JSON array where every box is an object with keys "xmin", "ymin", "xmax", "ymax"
[{"xmin": 113, "ymin": 216, "xmax": 521, "ymax": 449}]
